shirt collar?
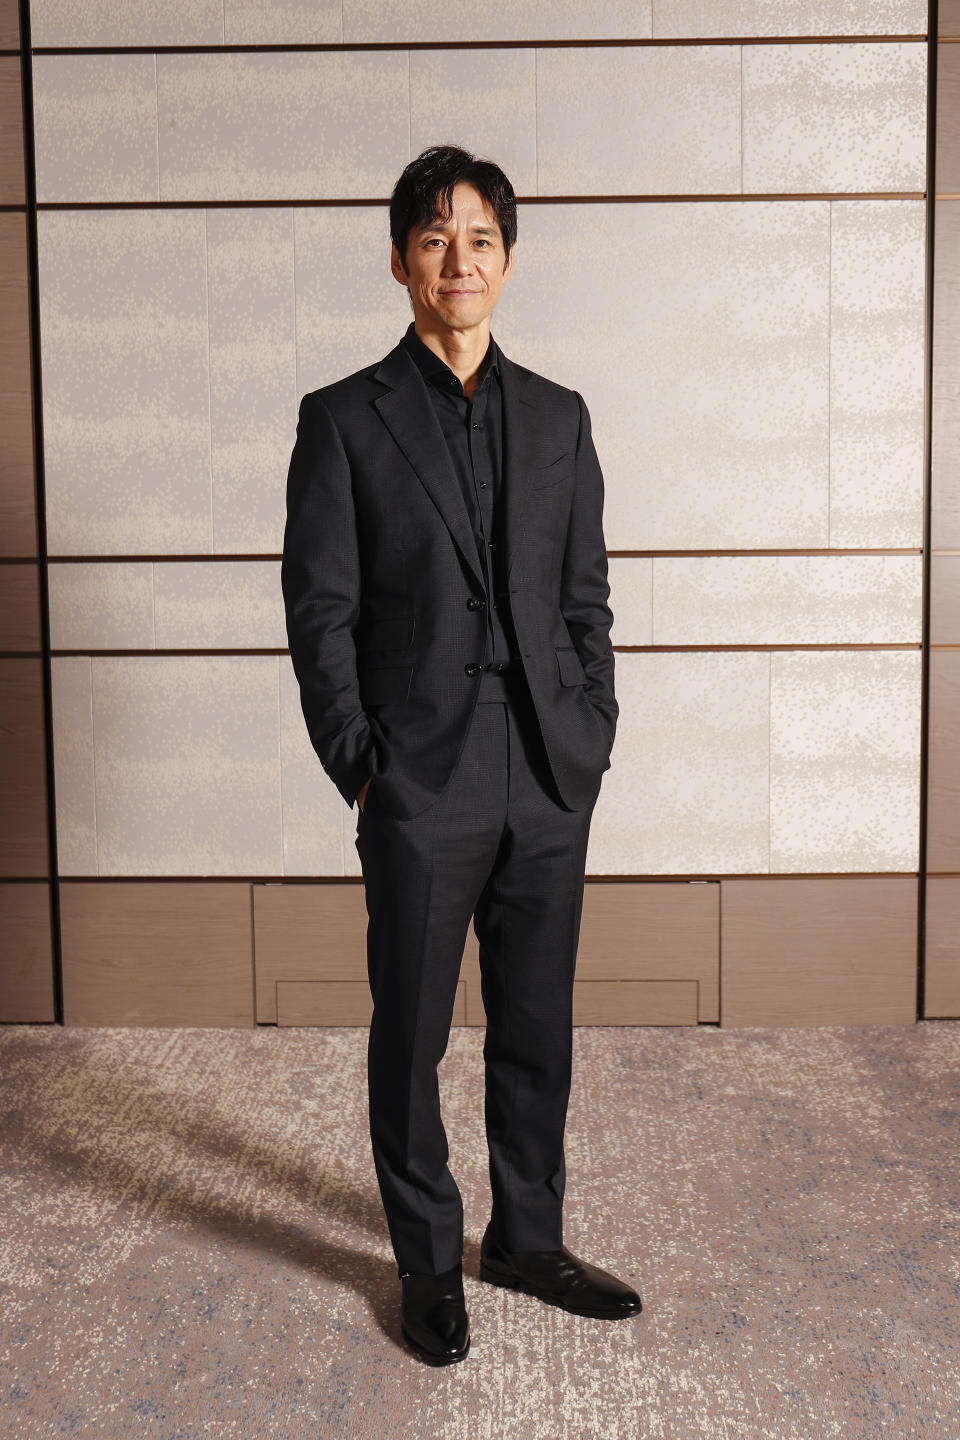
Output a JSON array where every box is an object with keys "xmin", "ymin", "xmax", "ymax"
[{"xmin": 402, "ymin": 321, "xmax": 500, "ymax": 395}]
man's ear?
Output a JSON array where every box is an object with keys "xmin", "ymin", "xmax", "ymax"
[
  {"xmin": 390, "ymin": 243, "xmax": 409, "ymax": 286},
  {"xmin": 502, "ymin": 243, "xmax": 515, "ymax": 281}
]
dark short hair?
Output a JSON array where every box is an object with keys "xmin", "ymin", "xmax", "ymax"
[{"xmin": 389, "ymin": 145, "xmax": 517, "ymax": 271}]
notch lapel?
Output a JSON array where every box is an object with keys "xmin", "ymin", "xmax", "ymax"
[{"xmin": 372, "ymin": 344, "xmax": 485, "ymax": 591}]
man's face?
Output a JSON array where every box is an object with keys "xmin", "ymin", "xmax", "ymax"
[{"xmin": 391, "ymin": 181, "xmax": 514, "ymax": 334}]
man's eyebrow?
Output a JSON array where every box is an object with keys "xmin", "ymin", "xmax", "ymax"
[{"xmin": 417, "ymin": 218, "xmax": 498, "ymax": 235}]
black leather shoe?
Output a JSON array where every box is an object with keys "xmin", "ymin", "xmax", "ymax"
[
  {"xmin": 400, "ymin": 1261, "xmax": 470, "ymax": 1365},
  {"xmin": 479, "ymin": 1224, "xmax": 642, "ymax": 1320}
]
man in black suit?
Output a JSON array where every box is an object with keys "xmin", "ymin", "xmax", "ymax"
[{"xmin": 282, "ymin": 145, "xmax": 641, "ymax": 1365}]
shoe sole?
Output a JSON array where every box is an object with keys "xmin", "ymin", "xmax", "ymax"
[
  {"xmin": 479, "ymin": 1262, "xmax": 642, "ymax": 1320},
  {"xmin": 400, "ymin": 1321, "xmax": 471, "ymax": 1365}
]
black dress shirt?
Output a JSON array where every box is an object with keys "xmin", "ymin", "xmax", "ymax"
[{"xmin": 401, "ymin": 321, "xmax": 519, "ymax": 670}]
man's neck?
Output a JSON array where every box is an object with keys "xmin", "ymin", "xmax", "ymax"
[{"xmin": 413, "ymin": 321, "xmax": 491, "ymax": 399}]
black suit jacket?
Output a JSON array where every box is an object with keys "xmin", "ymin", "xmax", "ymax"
[{"xmin": 281, "ymin": 334, "xmax": 617, "ymax": 820}]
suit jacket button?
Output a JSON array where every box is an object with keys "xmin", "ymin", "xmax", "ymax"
[{"xmin": 464, "ymin": 663, "xmax": 482, "ymax": 676}]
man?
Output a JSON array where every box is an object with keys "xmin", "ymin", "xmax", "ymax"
[{"xmin": 281, "ymin": 145, "xmax": 641, "ymax": 1365}]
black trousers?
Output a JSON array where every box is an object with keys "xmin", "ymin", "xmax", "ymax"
[{"xmin": 355, "ymin": 675, "xmax": 598, "ymax": 1277}]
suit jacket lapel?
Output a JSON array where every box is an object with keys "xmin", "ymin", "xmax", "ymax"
[{"xmin": 372, "ymin": 343, "xmax": 485, "ymax": 590}]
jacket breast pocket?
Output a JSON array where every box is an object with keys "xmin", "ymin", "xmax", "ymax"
[
  {"xmin": 532, "ymin": 453, "xmax": 572, "ymax": 491},
  {"xmin": 359, "ymin": 662, "xmax": 414, "ymax": 706},
  {"xmin": 555, "ymin": 646, "xmax": 587, "ymax": 686}
]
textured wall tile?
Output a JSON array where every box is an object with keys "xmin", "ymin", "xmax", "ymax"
[
  {"xmin": 653, "ymin": 555, "xmax": 922, "ymax": 645},
  {"xmin": 48, "ymin": 563, "xmax": 155, "ymax": 651},
  {"xmin": 30, "ymin": 0, "xmax": 224, "ymax": 45},
  {"xmin": 224, "ymin": 0, "xmax": 340, "ymax": 43},
  {"xmin": 293, "ymin": 206, "xmax": 411, "ymax": 391},
  {"xmin": 656, "ymin": 1, "xmax": 928, "ymax": 36},
  {"xmin": 743, "ymin": 42, "xmax": 927, "ymax": 193},
  {"xmin": 156, "ymin": 52, "xmax": 409, "ymax": 201},
  {"xmin": 770, "ymin": 650, "xmax": 921, "ymax": 871},
  {"xmin": 537, "ymin": 46, "xmax": 741, "ymax": 195},
  {"xmin": 409, "ymin": 49, "xmax": 537, "ymax": 197},
  {"xmin": 830, "ymin": 200, "xmax": 926, "ymax": 546},
  {"xmin": 38, "ymin": 210, "xmax": 212, "ymax": 555},
  {"xmin": 279, "ymin": 656, "xmax": 352, "ymax": 876},
  {"xmin": 91, "ymin": 657, "xmax": 282, "ymax": 874},
  {"xmin": 588, "ymin": 652, "xmax": 771, "ymax": 874},
  {"xmin": 50, "ymin": 658, "xmax": 97, "ymax": 875},
  {"xmin": 154, "ymin": 562, "xmax": 286, "ymax": 648},
  {"xmin": 607, "ymin": 558, "xmax": 654, "ymax": 648},
  {"xmin": 206, "ymin": 209, "xmax": 297, "ymax": 554},
  {"xmin": 494, "ymin": 201, "xmax": 829, "ymax": 548},
  {"xmin": 33, "ymin": 55, "xmax": 159, "ymax": 205},
  {"xmin": 344, "ymin": 0, "xmax": 651, "ymax": 42}
]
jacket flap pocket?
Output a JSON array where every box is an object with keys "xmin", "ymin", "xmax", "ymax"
[
  {"xmin": 359, "ymin": 662, "xmax": 414, "ymax": 705},
  {"xmin": 555, "ymin": 646, "xmax": 586, "ymax": 686}
]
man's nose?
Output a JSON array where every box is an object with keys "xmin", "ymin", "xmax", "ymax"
[{"xmin": 443, "ymin": 237, "xmax": 472, "ymax": 273}]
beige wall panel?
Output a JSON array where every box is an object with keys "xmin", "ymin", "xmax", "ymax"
[
  {"xmin": 50, "ymin": 658, "xmax": 97, "ymax": 876},
  {"xmin": 30, "ymin": 1, "xmax": 224, "ymax": 46},
  {"xmin": 156, "ymin": 51, "xmax": 408, "ymax": 202},
  {"xmin": 924, "ymin": 878, "xmax": 960, "ymax": 1018},
  {"xmin": 225, "ymin": 1, "xmax": 340, "ymax": 44},
  {"xmin": 48, "ymin": 563, "xmax": 154, "ymax": 651},
  {"xmin": 588, "ymin": 653, "xmax": 771, "ymax": 876},
  {"xmin": 931, "ymin": 202, "xmax": 960, "ymax": 549},
  {"xmin": 409, "ymin": 49, "xmax": 537, "ymax": 198},
  {"xmin": 658, "ymin": 2, "xmax": 928, "ymax": 35},
  {"xmin": 830, "ymin": 201, "xmax": 926, "ymax": 548},
  {"xmin": 0, "ymin": 882, "xmax": 54, "ymax": 1024},
  {"xmin": 942, "ymin": 0, "xmax": 960, "ymax": 35},
  {"xmin": 207, "ymin": 208, "xmax": 296, "ymax": 555},
  {"xmin": 0, "ymin": 56, "xmax": 24, "ymax": 205},
  {"xmin": 496, "ymin": 201, "xmax": 830, "ymax": 550},
  {"xmin": 936, "ymin": 40, "xmax": 960, "ymax": 191},
  {"xmin": 931, "ymin": 555, "xmax": 960, "ymax": 643},
  {"xmin": 38, "ymin": 210, "xmax": 212, "ymax": 555},
  {"xmin": 0, "ymin": 563, "xmax": 41, "ymax": 651},
  {"xmin": 154, "ymin": 561, "xmax": 286, "ymax": 648},
  {"xmin": 91, "ymin": 656, "xmax": 283, "ymax": 875},
  {"xmin": 294, "ymin": 206, "xmax": 410, "ymax": 396},
  {"xmin": 573, "ymin": 980, "xmax": 698, "ymax": 1025},
  {"xmin": 743, "ymin": 42, "xmax": 926, "ymax": 193},
  {"xmin": 276, "ymin": 979, "xmax": 467, "ymax": 1026},
  {"xmin": 651, "ymin": 555, "xmax": 921, "ymax": 647},
  {"xmin": 926, "ymin": 651, "xmax": 960, "ymax": 872},
  {"xmin": 537, "ymin": 46, "xmax": 741, "ymax": 196},
  {"xmin": 0, "ymin": 211, "xmax": 36, "ymax": 559},
  {"xmin": 0, "ymin": 0, "xmax": 19, "ymax": 48},
  {"xmin": 32, "ymin": 56, "xmax": 159, "ymax": 204},
  {"xmin": 721, "ymin": 877, "xmax": 917, "ymax": 1026},
  {"xmin": 770, "ymin": 651, "xmax": 921, "ymax": 872},
  {"xmin": 253, "ymin": 882, "xmax": 368, "ymax": 1023},
  {"xmin": 607, "ymin": 559, "xmax": 653, "ymax": 648},
  {"xmin": 0, "ymin": 659, "xmax": 48, "ymax": 877},
  {"xmin": 343, "ymin": 1, "xmax": 651, "ymax": 43},
  {"xmin": 60, "ymin": 880, "xmax": 254, "ymax": 1026},
  {"xmin": 279, "ymin": 657, "xmax": 354, "ymax": 879}
]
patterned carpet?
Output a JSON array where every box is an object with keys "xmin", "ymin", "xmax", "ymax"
[{"xmin": 1, "ymin": 1021, "xmax": 959, "ymax": 1439}]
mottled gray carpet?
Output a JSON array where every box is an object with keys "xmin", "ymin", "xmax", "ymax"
[{"xmin": 1, "ymin": 1022, "xmax": 959, "ymax": 1439}]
